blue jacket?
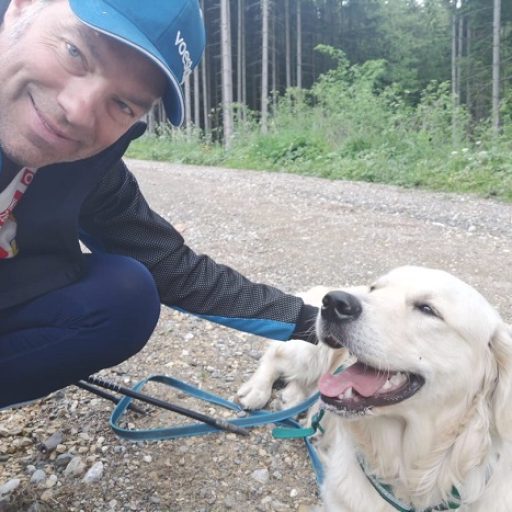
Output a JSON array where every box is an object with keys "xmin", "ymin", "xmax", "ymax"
[{"xmin": 0, "ymin": 123, "xmax": 317, "ymax": 341}]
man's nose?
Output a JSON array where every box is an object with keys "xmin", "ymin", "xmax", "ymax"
[{"xmin": 57, "ymin": 77, "xmax": 104, "ymax": 129}]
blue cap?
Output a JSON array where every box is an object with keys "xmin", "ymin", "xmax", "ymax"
[{"xmin": 68, "ymin": 0, "xmax": 206, "ymax": 127}]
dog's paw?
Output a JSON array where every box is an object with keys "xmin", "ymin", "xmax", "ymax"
[
  {"xmin": 237, "ymin": 380, "xmax": 272, "ymax": 410},
  {"xmin": 280, "ymin": 381, "xmax": 308, "ymax": 408}
]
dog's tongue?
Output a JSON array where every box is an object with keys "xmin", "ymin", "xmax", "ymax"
[{"xmin": 319, "ymin": 362, "xmax": 388, "ymax": 398}]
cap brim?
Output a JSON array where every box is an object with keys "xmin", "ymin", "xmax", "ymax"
[{"xmin": 69, "ymin": 0, "xmax": 184, "ymax": 126}]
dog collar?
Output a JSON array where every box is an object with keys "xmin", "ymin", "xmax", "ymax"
[{"xmin": 357, "ymin": 454, "xmax": 461, "ymax": 512}]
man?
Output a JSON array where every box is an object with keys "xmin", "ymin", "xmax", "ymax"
[{"xmin": 0, "ymin": 0, "xmax": 318, "ymax": 409}]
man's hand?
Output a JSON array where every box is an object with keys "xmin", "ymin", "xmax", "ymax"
[{"xmin": 292, "ymin": 303, "xmax": 319, "ymax": 344}]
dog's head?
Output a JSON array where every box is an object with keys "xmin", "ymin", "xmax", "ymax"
[{"xmin": 316, "ymin": 266, "xmax": 512, "ymax": 438}]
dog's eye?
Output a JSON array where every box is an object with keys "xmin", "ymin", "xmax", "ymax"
[
  {"xmin": 415, "ymin": 303, "xmax": 439, "ymax": 317},
  {"xmin": 369, "ymin": 285, "xmax": 376, "ymax": 292}
]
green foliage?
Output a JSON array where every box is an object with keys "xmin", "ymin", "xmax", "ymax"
[
  {"xmin": 128, "ymin": 48, "xmax": 512, "ymax": 202},
  {"xmin": 126, "ymin": 126, "xmax": 226, "ymax": 167}
]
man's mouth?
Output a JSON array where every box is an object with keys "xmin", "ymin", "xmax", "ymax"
[
  {"xmin": 34, "ymin": 109, "xmax": 70, "ymax": 140},
  {"xmin": 318, "ymin": 360, "xmax": 425, "ymax": 415},
  {"xmin": 29, "ymin": 94, "xmax": 78, "ymax": 147}
]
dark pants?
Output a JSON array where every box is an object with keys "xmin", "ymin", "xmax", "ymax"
[{"xmin": 0, "ymin": 253, "xmax": 161, "ymax": 408}]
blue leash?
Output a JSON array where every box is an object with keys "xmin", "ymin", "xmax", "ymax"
[
  {"xmin": 110, "ymin": 374, "xmax": 324, "ymax": 486},
  {"xmin": 111, "ymin": 375, "xmax": 464, "ymax": 511}
]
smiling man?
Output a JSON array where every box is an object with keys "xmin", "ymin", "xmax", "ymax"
[
  {"xmin": 0, "ymin": 0, "xmax": 318, "ymax": 409},
  {"xmin": 0, "ymin": 1, "xmax": 167, "ymax": 169}
]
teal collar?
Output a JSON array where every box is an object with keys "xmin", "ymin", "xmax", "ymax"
[{"xmin": 357, "ymin": 454, "xmax": 461, "ymax": 512}]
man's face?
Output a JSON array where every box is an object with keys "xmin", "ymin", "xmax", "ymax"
[{"xmin": 0, "ymin": 0, "xmax": 167, "ymax": 169}]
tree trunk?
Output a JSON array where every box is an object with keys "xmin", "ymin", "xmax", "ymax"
[
  {"xmin": 272, "ymin": 3, "xmax": 277, "ymax": 110},
  {"xmin": 220, "ymin": 0, "xmax": 234, "ymax": 146},
  {"xmin": 451, "ymin": 4, "xmax": 458, "ymax": 144},
  {"xmin": 145, "ymin": 105, "xmax": 156, "ymax": 134},
  {"xmin": 492, "ymin": 0, "xmax": 501, "ymax": 135},
  {"xmin": 285, "ymin": 0, "xmax": 291, "ymax": 89},
  {"xmin": 297, "ymin": 0, "xmax": 302, "ymax": 89},
  {"xmin": 193, "ymin": 67, "xmax": 200, "ymax": 128},
  {"xmin": 237, "ymin": 0, "xmax": 244, "ymax": 111},
  {"xmin": 201, "ymin": 42, "xmax": 210, "ymax": 135},
  {"xmin": 241, "ymin": 1, "xmax": 247, "ymax": 111},
  {"xmin": 200, "ymin": 0, "xmax": 210, "ymax": 136},
  {"xmin": 466, "ymin": 18, "xmax": 471, "ymax": 116},
  {"xmin": 261, "ymin": 0, "xmax": 269, "ymax": 133},
  {"xmin": 184, "ymin": 76, "xmax": 192, "ymax": 135},
  {"xmin": 457, "ymin": 13, "xmax": 463, "ymax": 103}
]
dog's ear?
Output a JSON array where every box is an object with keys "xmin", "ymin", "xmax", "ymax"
[{"xmin": 489, "ymin": 322, "xmax": 512, "ymax": 440}]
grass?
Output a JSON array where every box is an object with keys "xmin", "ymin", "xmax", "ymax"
[
  {"xmin": 126, "ymin": 130, "xmax": 512, "ymax": 202},
  {"xmin": 126, "ymin": 63, "xmax": 512, "ymax": 202}
]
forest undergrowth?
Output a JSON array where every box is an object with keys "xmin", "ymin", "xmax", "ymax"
[{"xmin": 127, "ymin": 50, "xmax": 512, "ymax": 202}]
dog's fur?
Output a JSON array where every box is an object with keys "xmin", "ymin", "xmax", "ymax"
[{"xmin": 237, "ymin": 266, "xmax": 512, "ymax": 511}]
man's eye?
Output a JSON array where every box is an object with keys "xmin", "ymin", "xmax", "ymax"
[
  {"xmin": 115, "ymin": 100, "xmax": 134, "ymax": 117},
  {"xmin": 65, "ymin": 42, "xmax": 82, "ymax": 59},
  {"xmin": 62, "ymin": 41, "xmax": 87, "ymax": 73}
]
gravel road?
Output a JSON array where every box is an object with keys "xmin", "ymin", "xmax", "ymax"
[{"xmin": 1, "ymin": 160, "xmax": 512, "ymax": 512}]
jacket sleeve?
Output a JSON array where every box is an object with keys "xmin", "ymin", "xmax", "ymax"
[{"xmin": 79, "ymin": 159, "xmax": 318, "ymax": 342}]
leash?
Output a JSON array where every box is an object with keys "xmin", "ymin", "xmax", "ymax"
[
  {"xmin": 273, "ymin": 406, "xmax": 463, "ymax": 511},
  {"xmin": 109, "ymin": 374, "xmax": 325, "ymax": 486},
  {"xmin": 271, "ymin": 362, "xmax": 351, "ymax": 441},
  {"xmin": 358, "ymin": 453, "xmax": 461, "ymax": 511},
  {"xmin": 88, "ymin": 374, "xmax": 249, "ymax": 436},
  {"xmin": 108, "ymin": 374, "xmax": 464, "ymax": 509}
]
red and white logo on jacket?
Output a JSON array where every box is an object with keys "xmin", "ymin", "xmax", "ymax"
[{"xmin": 0, "ymin": 168, "xmax": 36, "ymax": 259}]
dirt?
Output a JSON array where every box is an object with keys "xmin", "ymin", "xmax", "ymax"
[{"xmin": 1, "ymin": 160, "xmax": 511, "ymax": 512}]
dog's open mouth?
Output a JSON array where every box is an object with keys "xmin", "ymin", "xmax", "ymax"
[{"xmin": 319, "ymin": 361, "xmax": 424, "ymax": 414}]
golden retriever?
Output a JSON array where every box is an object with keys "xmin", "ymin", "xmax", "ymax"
[{"xmin": 237, "ymin": 266, "xmax": 512, "ymax": 511}]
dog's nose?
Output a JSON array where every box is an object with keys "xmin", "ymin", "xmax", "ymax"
[{"xmin": 321, "ymin": 291, "xmax": 362, "ymax": 322}]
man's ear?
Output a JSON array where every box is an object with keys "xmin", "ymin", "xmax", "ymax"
[
  {"xmin": 4, "ymin": 0, "xmax": 38, "ymax": 23},
  {"xmin": 7, "ymin": 0, "xmax": 36, "ymax": 8}
]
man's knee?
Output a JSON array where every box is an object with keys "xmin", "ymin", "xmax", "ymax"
[
  {"xmin": 0, "ymin": 255, "xmax": 163, "ymax": 408},
  {"xmin": 91, "ymin": 254, "xmax": 162, "ymax": 359}
]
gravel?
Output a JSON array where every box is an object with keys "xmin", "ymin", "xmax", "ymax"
[{"xmin": 1, "ymin": 160, "xmax": 511, "ymax": 511}]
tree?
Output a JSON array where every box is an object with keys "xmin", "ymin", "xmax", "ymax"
[
  {"xmin": 142, "ymin": 0, "xmax": 511, "ymax": 141},
  {"xmin": 237, "ymin": 0, "xmax": 246, "ymax": 114},
  {"xmin": 296, "ymin": 0, "xmax": 302, "ymax": 89},
  {"xmin": 220, "ymin": 0, "xmax": 234, "ymax": 146},
  {"xmin": 492, "ymin": 0, "xmax": 502, "ymax": 134},
  {"xmin": 193, "ymin": 67, "xmax": 200, "ymax": 128},
  {"xmin": 285, "ymin": 0, "xmax": 292, "ymax": 89},
  {"xmin": 184, "ymin": 76, "xmax": 192, "ymax": 135},
  {"xmin": 261, "ymin": 0, "xmax": 270, "ymax": 132},
  {"xmin": 451, "ymin": 1, "xmax": 459, "ymax": 143}
]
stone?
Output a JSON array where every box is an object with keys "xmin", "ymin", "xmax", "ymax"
[
  {"xmin": 30, "ymin": 469, "xmax": 46, "ymax": 485},
  {"xmin": 83, "ymin": 461, "xmax": 104, "ymax": 484},
  {"xmin": 40, "ymin": 489, "xmax": 54, "ymax": 502},
  {"xmin": 251, "ymin": 468, "xmax": 270, "ymax": 484},
  {"xmin": 55, "ymin": 453, "xmax": 73, "ymax": 468},
  {"xmin": 64, "ymin": 456, "xmax": 86, "ymax": 478},
  {"xmin": 39, "ymin": 431, "xmax": 63, "ymax": 453},
  {"xmin": 45, "ymin": 474, "xmax": 58, "ymax": 488},
  {"xmin": 0, "ymin": 478, "xmax": 20, "ymax": 497}
]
